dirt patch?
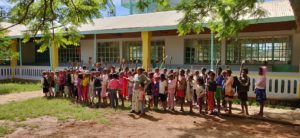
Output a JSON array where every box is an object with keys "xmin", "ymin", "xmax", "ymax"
[
  {"xmin": 4, "ymin": 111, "xmax": 300, "ymax": 138},
  {"xmin": 0, "ymin": 91, "xmax": 43, "ymax": 104}
]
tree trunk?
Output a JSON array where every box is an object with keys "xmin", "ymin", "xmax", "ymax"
[{"xmin": 289, "ymin": 0, "xmax": 300, "ymax": 31}]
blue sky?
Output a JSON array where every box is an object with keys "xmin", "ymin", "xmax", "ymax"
[
  {"xmin": 0, "ymin": 0, "xmax": 131, "ymax": 17},
  {"xmin": 0, "ymin": 0, "xmax": 276, "ymax": 17}
]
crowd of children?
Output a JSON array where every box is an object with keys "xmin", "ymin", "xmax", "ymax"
[{"xmin": 41, "ymin": 63, "xmax": 267, "ymax": 116}]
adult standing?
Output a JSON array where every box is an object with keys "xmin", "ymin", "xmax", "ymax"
[{"xmin": 130, "ymin": 67, "xmax": 151, "ymax": 114}]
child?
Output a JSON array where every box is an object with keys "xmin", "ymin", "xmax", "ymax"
[
  {"xmin": 146, "ymin": 73, "xmax": 154, "ymax": 109},
  {"xmin": 48, "ymin": 72, "xmax": 55, "ymax": 97},
  {"xmin": 77, "ymin": 73, "xmax": 83, "ymax": 101},
  {"xmin": 101, "ymin": 70, "xmax": 109, "ymax": 106},
  {"xmin": 255, "ymin": 67, "xmax": 267, "ymax": 116},
  {"xmin": 108, "ymin": 73, "xmax": 119, "ymax": 108},
  {"xmin": 94, "ymin": 72, "xmax": 102, "ymax": 105},
  {"xmin": 167, "ymin": 74, "xmax": 177, "ymax": 111},
  {"xmin": 159, "ymin": 74, "xmax": 168, "ymax": 111},
  {"xmin": 195, "ymin": 78, "xmax": 205, "ymax": 114},
  {"xmin": 82, "ymin": 73, "xmax": 90, "ymax": 102},
  {"xmin": 128, "ymin": 71, "xmax": 134, "ymax": 105},
  {"xmin": 41, "ymin": 72, "xmax": 49, "ymax": 97},
  {"xmin": 185, "ymin": 75, "xmax": 194, "ymax": 113},
  {"xmin": 177, "ymin": 70, "xmax": 186, "ymax": 112},
  {"xmin": 238, "ymin": 68, "xmax": 250, "ymax": 115},
  {"xmin": 73, "ymin": 71, "xmax": 78, "ymax": 99},
  {"xmin": 215, "ymin": 67, "xmax": 224, "ymax": 114},
  {"xmin": 225, "ymin": 69, "xmax": 234, "ymax": 114},
  {"xmin": 152, "ymin": 76, "xmax": 160, "ymax": 110},
  {"xmin": 64, "ymin": 70, "xmax": 72, "ymax": 98},
  {"xmin": 89, "ymin": 72, "xmax": 96, "ymax": 104},
  {"xmin": 58, "ymin": 71, "xmax": 65, "ymax": 97},
  {"xmin": 119, "ymin": 72, "xmax": 128, "ymax": 108},
  {"xmin": 139, "ymin": 83, "xmax": 146, "ymax": 115},
  {"xmin": 54, "ymin": 71, "xmax": 60, "ymax": 97},
  {"xmin": 207, "ymin": 72, "xmax": 217, "ymax": 115}
]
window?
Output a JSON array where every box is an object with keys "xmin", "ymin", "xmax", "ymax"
[
  {"xmin": 226, "ymin": 36, "xmax": 291, "ymax": 64},
  {"xmin": 184, "ymin": 39, "xmax": 221, "ymax": 64},
  {"xmin": 151, "ymin": 40, "xmax": 165, "ymax": 63},
  {"xmin": 59, "ymin": 46, "xmax": 81, "ymax": 63},
  {"xmin": 123, "ymin": 41, "xmax": 142, "ymax": 64},
  {"xmin": 35, "ymin": 44, "xmax": 50, "ymax": 65},
  {"xmin": 97, "ymin": 42, "xmax": 120, "ymax": 63}
]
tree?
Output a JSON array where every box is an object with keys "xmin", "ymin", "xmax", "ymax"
[
  {"xmin": 0, "ymin": 27, "xmax": 18, "ymax": 63},
  {"xmin": 0, "ymin": 0, "xmax": 114, "ymax": 55},
  {"xmin": 175, "ymin": 0, "xmax": 265, "ymax": 39}
]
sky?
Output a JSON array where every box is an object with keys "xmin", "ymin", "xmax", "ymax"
[
  {"xmin": 0, "ymin": 0, "xmax": 131, "ymax": 17},
  {"xmin": 0, "ymin": 0, "xmax": 277, "ymax": 17}
]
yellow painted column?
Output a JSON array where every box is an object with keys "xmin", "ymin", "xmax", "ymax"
[
  {"xmin": 50, "ymin": 41, "xmax": 59, "ymax": 71},
  {"xmin": 10, "ymin": 40, "xmax": 17, "ymax": 79},
  {"xmin": 141, "ymin": 31, "xmax": 152, "ymax": 70}
]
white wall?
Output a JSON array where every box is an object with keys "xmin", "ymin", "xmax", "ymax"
[
  {"xmin": 78, "ymin": 30, "xmax": 299, "ymax": 68},
  {"xmin": 80, "ymin": 39, "xmax": 94, "ymax": 66},
  {"xmin": 164, "ymin": 36, "xmax": 184, "ymax": 64}
]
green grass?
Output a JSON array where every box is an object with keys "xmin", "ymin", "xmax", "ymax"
[
  {"xmin": 0, "ymin": 79, "xmax": 41, "ymax": 95},
  {"xmin": 0, "ymin": 97, "xmax": 107, "ymax": 124},
  {"xmin": 0, "ymin": 126, "xmax": 14, "ymax": 137}
]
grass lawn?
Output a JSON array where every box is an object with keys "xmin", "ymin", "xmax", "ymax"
[
  {"xmin": 0, "ymin": 97, "xmax": 113, "ymax": 136},
  {"xmin": 0, "ymin": 126, "xmax": 14, "ymax": 137},
  {"xmin": 0, "ymin": 97, "xmax": 108, "ymax": 123},
  {"xmin": 0, "ymin": 79, "xmax": 41, "ymax": 95}
]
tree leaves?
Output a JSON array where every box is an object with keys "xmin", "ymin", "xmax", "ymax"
[
  {"xmin": 4, "ymin": 0, "xmax": 110, "ymax": 53},
  {"xmin": 176, "ymin": 0, "xmax": 266, "ymax": 40}
]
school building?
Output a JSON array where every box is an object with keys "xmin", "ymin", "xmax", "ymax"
[{"xmin": 0, "ymin": 0, "xmax": 300, "ymax": 99}]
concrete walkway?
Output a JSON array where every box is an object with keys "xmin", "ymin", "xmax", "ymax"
[{"xmin": 0, "ymin": 91, "xmax": 43, "ymax": 104}]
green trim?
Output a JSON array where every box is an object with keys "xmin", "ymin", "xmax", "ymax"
[
  {"xmin": 248, "ymin": 16, "xmax": 295, "ymax": 24},
  {"xmin": 93, "ymin": 34, "xmax": 97, "ymax": 63},
  {"xmin": 18, "ymin": 39, "xmax": 22, "ymax": 66},
  {"xmin": 79, "ymin": 25, "xmax": 177, "ymax": 35},
  {"xmin": 210, "ymin": 32, "xmax": 214, "ymax": 70}
]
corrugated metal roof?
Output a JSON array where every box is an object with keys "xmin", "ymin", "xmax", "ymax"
[{"xmin": 3, "ymin": 0, "xmax": 295, "ymax": 38}]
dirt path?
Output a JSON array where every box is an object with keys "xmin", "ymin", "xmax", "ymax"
[
  {"xmin": 0, "ymin": 91, "xmax": 43, "ymax": 104},
  {"xmin": 1, "ymin": 92, "xmax": 300, "ymax": 137},
  {"xmin": 4, "ymin": 111, "xmax": 300, "ymax": 138}
]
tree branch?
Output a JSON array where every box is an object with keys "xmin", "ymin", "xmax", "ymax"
[{"xmin": 0, "ymin": 0, "xmax": 35, "ymax": 32}]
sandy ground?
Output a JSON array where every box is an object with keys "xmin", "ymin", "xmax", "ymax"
[
  {"xmin": 0, "ymin": 91, "xmax": 43, "ymax": 104},
  {"xmin": 1, "ymin": 91, "xmax": 300, "ymax": 138},
  {"xmin": 2, "ymin": 111, "xmax": 300, "ymax": 138}
]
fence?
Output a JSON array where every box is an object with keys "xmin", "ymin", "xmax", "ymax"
[{"xmin": 1, "ymin": 66, "xmax": 299, "ymax": 100}]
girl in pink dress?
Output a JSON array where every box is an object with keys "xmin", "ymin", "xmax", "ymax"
[
  {"xmin": 167, "ymin": 74, "xmax": 177, "ymax": 111},
  {"xmin": 119, "ymin": 72, "xmax": 128, "ymax": 108}
]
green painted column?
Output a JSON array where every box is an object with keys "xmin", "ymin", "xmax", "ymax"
[
  {"xmin": 210, "ymin": 32, "xmax": 214, "ymax": 71},
  {"xmin": 94, "ymin": 34, "xmax": 97, "ymax": 63},
  {"xmin": 18, "ymin": 39, "xmax": 22, "ymax": 66}
]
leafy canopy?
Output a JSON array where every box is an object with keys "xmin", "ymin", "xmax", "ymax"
[
  {"xmin": 176, "ymin": 0, "xmax": 266, "ymax": 39},
  {"xmin": 0, "ymin": 28, "xmax": 18, "ymax": 61},
  {"xmin": 2, "ymin": 0, "xmax": 114, "ymax": 52}
]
